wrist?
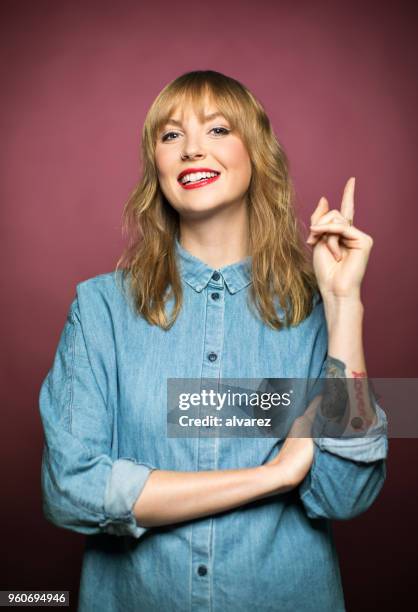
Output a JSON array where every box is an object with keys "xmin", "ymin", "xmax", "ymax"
[
  {"xmin": 323, "ymin": 296, "xmax": 364, "ymax": 331},
  {"xmin": 260, "ymin": 462, "xmax": 296, "ymax": 497}
]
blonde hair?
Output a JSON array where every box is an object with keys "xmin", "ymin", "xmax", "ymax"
[{"xmin": 115, "ymin": 70, "xmax": 318, "ymax": 330}]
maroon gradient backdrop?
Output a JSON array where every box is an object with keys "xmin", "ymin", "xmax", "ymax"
[{"xmin": 1, "ymin": 0, "xmax": 417, "ymax": 610}]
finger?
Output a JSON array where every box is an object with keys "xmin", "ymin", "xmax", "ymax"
[
  {"xmin": 327, "ymin": 233, "xmax": 342, "ymax": 261},
  {"xmin": 310, "ymin": 197, "xmax": 329, "ymax": 226},
  {"xmin": 307, "ymin": 231, "xmax": 334, "ymax": 247},
  {"xmin": 307, "ymin": 207, "xmax": 348, "ymax": 244},
  {"xmin": 315, "ymin": 231, "xmax": 342, "ymax": 261},
  {"xmin": 340, "ymin": 177, "xmax": 355, "ymax": 223},
  {"xmin": 307, "ymin": 211, "xmax": 347, "ymax": 256},
  {"xmin": 309, "ymin": 224, "xmax": 374, "ymax": 250},
  {"xmin": 309, "ymin": 222, "xmax": 362, "ymax": 239},
  {"xmin": 307, "ymin": 233, "xmax": 328, "ymax": 247},
  {"xmin": 306, "ymin": 235, "xmax": 323, "ymax": 247},
  {"xmin": 311, "ymin": 209, "xmax": 348, "ymax": 227}
]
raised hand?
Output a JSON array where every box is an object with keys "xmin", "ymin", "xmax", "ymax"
[{"xmin": 306, "ymin": 177, "xmax": 374, "ymax": 301}]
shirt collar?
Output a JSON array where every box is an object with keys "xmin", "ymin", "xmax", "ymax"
[{"xmin": 174, "ymin": 237, "xmax": 252, "ymax": 294}]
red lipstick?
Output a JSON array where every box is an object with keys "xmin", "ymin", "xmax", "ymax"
[{"xmin": 177, "ymin": 167, "xmax": 221, "ymax": 190}]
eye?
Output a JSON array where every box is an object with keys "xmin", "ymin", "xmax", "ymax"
[
  {"xmin": 161, "ymin": 126, "xmax": 230, "ymax": 142},
  {"xmin": 210, "ymin": 127, "xmax": 230, "ymax": 136},
  {"xmin": 161, "ymin": 131, "xmax": 179, "ymax": 142}
]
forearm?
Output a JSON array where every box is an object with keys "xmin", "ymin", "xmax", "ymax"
[
  {"xmin": 324, "ymin": 296, "xmax": 366, "ymax": 372},
  {"xmin": 322, "ymin": 297, "xmax": 377, "ymax": 430},
  {"xmin": 134, "ymin": 464, "xmax": 290, "ymax": 528}
]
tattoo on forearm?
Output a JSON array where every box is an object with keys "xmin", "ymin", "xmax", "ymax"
[
  {"xmin": 351, "ymin": 370, "xmax": 373, "ymax": 430},
  {"xmin": 325, "ymin": 355, "xmax": 346, "ymax": 378},
  {"xmin": 320, "ymin": 356, "xmax": 349, "ymax": 422},
  {"xmin": 319, "ymin": 356, "xmax": 374, "ymax": 434}
]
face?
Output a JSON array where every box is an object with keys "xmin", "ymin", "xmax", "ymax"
[{"xmin": 154, "ymin": 100, "xmax": 252, "ymax": 219}]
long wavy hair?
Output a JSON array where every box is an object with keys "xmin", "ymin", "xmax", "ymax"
[{"xmin": 115, "ymin": 70, "xmax": 318, "ymax": 330}]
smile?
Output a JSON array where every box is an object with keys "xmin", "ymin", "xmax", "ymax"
[{"xmin": 178, "ymin": 171, "xmax": 221, "ymax": 190}]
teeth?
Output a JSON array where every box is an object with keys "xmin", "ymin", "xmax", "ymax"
[{"xmin": 180, "ymin": 171, "xmax": 219, "ymax": 184}]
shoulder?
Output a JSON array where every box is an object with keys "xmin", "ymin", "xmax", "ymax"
[
  {"xmin": 72, "ymin": 270, "xmax": 132, "ymax": 327},
  {"xmin": 75, "ymin": 270, "xmax": 127, "ymax": 302},
  {"xmin": 76, "ymin": 270, "xmax": 123, "ymax": 293}
]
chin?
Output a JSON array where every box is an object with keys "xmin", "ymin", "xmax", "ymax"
[{"xmin": 178, "ymin": 203, "xmax": 224, "ymax": 218}]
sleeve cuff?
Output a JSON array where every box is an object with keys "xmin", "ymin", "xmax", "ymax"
[{"xmin": 99, "ymin": 458, "xmax": 157, "ymax": 538}]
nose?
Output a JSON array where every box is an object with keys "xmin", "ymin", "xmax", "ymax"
[
  {"xmin": 181, "ymin": 149, "xmax": 205, "ymax": 161},
  {"xmin": 181, "ymin": 138, "xmax": 206, "ymax": 161},
  {"xmin": 180, "ymin": 123, "xmax": 207, "ymax": 161}
]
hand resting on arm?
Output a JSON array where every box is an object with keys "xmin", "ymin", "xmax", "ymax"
[{"xmin": 133, "ymin": 397, "xmax": 319, "ymax": 528}]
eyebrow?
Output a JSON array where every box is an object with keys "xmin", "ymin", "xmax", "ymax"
[{"xmin": 164, "ymin": 112, "xmax": 226, "ymax": 127}]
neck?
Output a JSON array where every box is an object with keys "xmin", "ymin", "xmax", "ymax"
[{"xmin": 178, "ymin": 200, "xmax": 250, "ymax": 269}]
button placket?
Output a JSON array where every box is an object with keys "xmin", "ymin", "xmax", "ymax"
[
  {"xmin": 190, "ymin": 271, "xmax": 224, "ymax": 610},
  {"xmin": 204, "ymin": 274, "xmax": 224, "ymax": 371}
]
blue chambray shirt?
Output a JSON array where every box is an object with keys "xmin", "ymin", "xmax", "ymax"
[{"xmin": 38, "ymin": 237, "xmax": 388, "ymax": 612}]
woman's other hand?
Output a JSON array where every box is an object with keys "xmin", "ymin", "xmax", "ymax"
[{"xmin": 266, "ymin": 395, "xmax": 322, "ymax": 489}]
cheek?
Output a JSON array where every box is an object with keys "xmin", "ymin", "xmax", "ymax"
[
  {"xmin": 224, "ymin": 140, "xmax": 251, "ymax": 173},
  {"xmin": 155, "ymin": 147, "xmax": 173, "ymax": 178}
]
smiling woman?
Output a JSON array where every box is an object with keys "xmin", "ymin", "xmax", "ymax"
[
  {"xmin": 154, "ymin": 99, "xmax": 253, "ymax": 250},
  {"xmin": 38, "ymin": 69, "xmax": 388, "ymax": 612},
  {"xmin": 116, "ymin": 70, "xmax": 317, "ymax": 329}
]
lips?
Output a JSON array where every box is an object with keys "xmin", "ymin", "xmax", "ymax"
[
  {"xmin": 177, "ymin": 167, "xmax": 220, "ymax": 180},
  {"xmin": 179, "ymin": 174, "xmax": 221, "ymax": 190}
]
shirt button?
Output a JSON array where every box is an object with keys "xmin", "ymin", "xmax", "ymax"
[
  {"xmin": 197, "ymin": 565, "xmax": 208, "ymax": 576},
  {"xmin": 208, "ymin": 352, "xmax": 217, "ymax": 362},
  {"xmin": 211, "ymin": 292, "xmax": 220, "ymax": 300},
  {"xmin": 212, "ymin": 272, "xmax": 220, "ymax": 281}
]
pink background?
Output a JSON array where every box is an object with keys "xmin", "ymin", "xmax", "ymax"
[{"xmin": 1, "ymin": 0, "xmax": 417, "ymax": 609}]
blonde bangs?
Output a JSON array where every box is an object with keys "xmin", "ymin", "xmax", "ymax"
[{"xmin": 146, "ymin": 74, "xmax": 253, "ymax": 153}]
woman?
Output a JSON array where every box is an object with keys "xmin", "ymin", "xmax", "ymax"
[{"xmin": 39, "ymin": 70, "xmax": 388, "ymax": 612}]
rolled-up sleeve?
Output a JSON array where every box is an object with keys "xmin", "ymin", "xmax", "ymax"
[
  {"xmin": 298, "ymin": 443, "xmax": 387, "ymax": 520},
  {"xmin": 298, "ymin": 294, "xmax": 389, "ymax": 520},
  {"xmin": 298, "ymin": 396, "xmax": 388, "ymax": 520},
  {"xmin": 39, "ymin": 296, "xmax": 157, "ymax": 538}
]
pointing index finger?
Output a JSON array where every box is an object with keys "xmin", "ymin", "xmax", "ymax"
[{"xmin": 340, "ymin": 177, "xmax": 355, "ymax": 222}]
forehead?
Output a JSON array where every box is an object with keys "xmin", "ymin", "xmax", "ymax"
[
  {"xmin": 157, "ymin": 88, "xmax": 229, "ymax": 127},
  {"xmin": 164, "ymin": 109, "xmax": 226, "ymax": 127},
  {"xmin": 165, "ymin": 100, "xmax": 220, "ymax": 123}
]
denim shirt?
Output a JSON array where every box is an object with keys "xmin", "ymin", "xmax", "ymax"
[{"xmin": 38, "ymin": 237, "xmax": 388, "ymax": 612}]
